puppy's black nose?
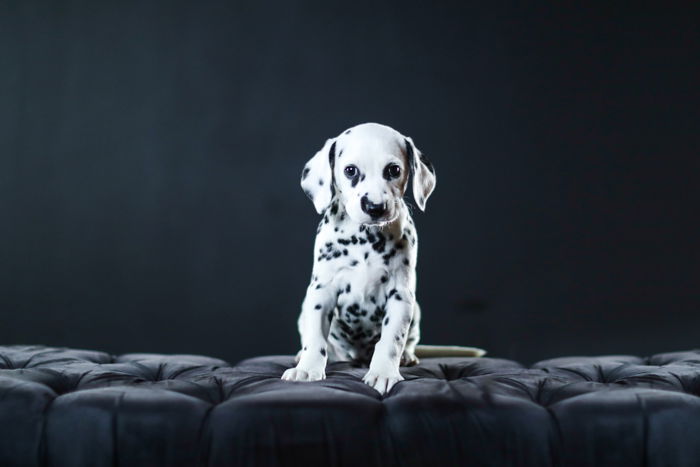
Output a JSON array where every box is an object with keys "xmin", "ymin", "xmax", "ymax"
[{"xmin": 361, "ymin": 196, "xmax": 387, "ymax": 219}]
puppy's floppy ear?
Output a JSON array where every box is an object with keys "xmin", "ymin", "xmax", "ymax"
[
  {"xmin": 301, "ymin": 138, "xmax": 337, "ymax": 214},
  {"xmin": 404, "ymin": 136, "xmax": 436, "ymax": 211}
]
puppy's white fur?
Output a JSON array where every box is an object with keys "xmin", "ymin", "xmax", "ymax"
[{"xmin": 283, "ymin": 123, "xmax": 480, "ymax": 394}]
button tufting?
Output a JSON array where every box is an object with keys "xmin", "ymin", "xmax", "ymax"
[{"xmin": 1, "ymin": 345, "xmax": 700, "ymax": 466}]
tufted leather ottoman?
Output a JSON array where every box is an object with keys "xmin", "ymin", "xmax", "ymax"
[{"xmin": 1, "ymin": 346, "xmax": 700, "ymax": 466}]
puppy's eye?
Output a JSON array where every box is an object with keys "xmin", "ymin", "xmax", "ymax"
[
  {"xmin": 344, "ymin": 165, "xmax": 358, "ymax": 178},
  {"xmin": 384, "ymin": 164, "xmax": 401, "ymax": 180}
]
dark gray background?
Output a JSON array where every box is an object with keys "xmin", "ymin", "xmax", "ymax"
[{"xmin": 1, "ymin": 2, "xmax": 698, "ymax": 364}]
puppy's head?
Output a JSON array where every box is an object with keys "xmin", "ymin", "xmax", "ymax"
[{"xmin": 301, "ymin": 123, "xmax": 436, "ymax": 225}]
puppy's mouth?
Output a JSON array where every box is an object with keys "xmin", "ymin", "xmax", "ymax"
[{"xmin": 361, "ymin": 212, "xmax": 398, "ymax": 226}]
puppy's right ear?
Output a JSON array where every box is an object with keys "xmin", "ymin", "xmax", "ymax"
[{"xmin": 301, "ymin": 138, "xmax": 337, "ymax": 214}]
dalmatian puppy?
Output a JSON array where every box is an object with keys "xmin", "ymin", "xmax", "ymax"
[{"xmin": 282, "ymin": 123, "xmax": 482, "ymax": 394}]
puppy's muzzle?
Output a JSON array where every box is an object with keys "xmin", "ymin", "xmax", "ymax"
[{"xmin": 361, "ymin": 196, "xmax": 387, "ymax": 220}]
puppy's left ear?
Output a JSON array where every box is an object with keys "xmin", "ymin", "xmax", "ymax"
[
  {"xmin": 404, "ymin": 137, "xmax": 436, "ymax": 211},
  {"xmin": 301, "ymin": 138, "xmax": 337, "ymax": 214}
]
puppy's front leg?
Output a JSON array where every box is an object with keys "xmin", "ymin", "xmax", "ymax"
[
  {"xmin": 363, "ymin": 289, "xmax": 414, "ymax": 394},
  {"xmin": 281, "ymin": 284, "xmax": 334, "ymax": 382}
]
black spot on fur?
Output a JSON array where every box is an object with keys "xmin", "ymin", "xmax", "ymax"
[
  {"xmin": 420, "ymin": 153, "xmax": 435, "ymax": 174},
  {"xmin": 319, "ymin": 179, "xmax": 324, "ymax": 186},
  {"xmin": 329, "ymin": 142, "xmax": 336, "ymax": 168},
  {"xmin": 338, "ymin": 320, "xmax": 354, "ymax": 334},
  {"xmin": 384, "ymin": 317, "xmax": 389, "ymax": 325},
  {"xmin": 381, "ymin": 276, "xmax": 388, "ymax": 283},
  {"xmin": 351, "ymin": 260, "xmax": 358, "ymax": 266},
  {"xmin": 303, "ymin": 346, "xmax": 307, "ymax": 351},
  {"xmin": 382, "ymin": 248, "xmax": 397, "ymax": 264},
  {"xmin": 395, "ymin": 294, "xmax": 402, "ymax": 301},
  {"xmin": 329, "ymin": 142, "xmax": 336, "ymax": 197},
  {"xmin": 370, "ymin": 232, "xmax": 386, "ymax": 253},
  {"xmin": 370, "ymin": 306, "xmax": 386, "ymax": 323},
  {"xmin": 403, "ymin": 258, "xmax": 409, "ymax": 265},
  {"xmin": 405, "ymin": 138, "xmax": 416, "ymax": 177},
  {"xmin": 302, "ymin": 167, "xmax": 310, "ymax": 180},
  {"xmin": 320, "ymin": 348, "xmax": 327, "ymax": 357},
  {"xmin": 346, "ymin": 284, "xmax": 351, "ymax": 293},
  {"xmin": 314, "ymin": 304, "xmax": 322, "ymax": 310},
  {"xmin": 344, "ymin": 129, "xmax": 351, "ymax": 135}
]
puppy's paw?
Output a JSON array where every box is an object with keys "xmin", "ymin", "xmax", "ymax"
[
  {"xmin": 400, "ymin": 351, "xmax": 419, "ymax": 367},
  {"xmin": 362, "ymin": 368, "xmax": 404, "ymax": 394},
  {"xmin": 281, "ymin": 366, "xmax": 326, "ymax": 382}
]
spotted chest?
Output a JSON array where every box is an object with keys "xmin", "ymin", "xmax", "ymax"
[{"xmin": 312, "ymin": 200, "xmax": 417, "ymax": 275}]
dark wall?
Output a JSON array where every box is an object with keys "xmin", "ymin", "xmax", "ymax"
[{"xmin": 1, "ymin": 2, "xmax": 698, "ymax": 364}]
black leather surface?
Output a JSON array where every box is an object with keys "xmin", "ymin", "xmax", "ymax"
[{"xmin": 1, "ymin": 346, "xmax": 700, "ymax": 467}]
